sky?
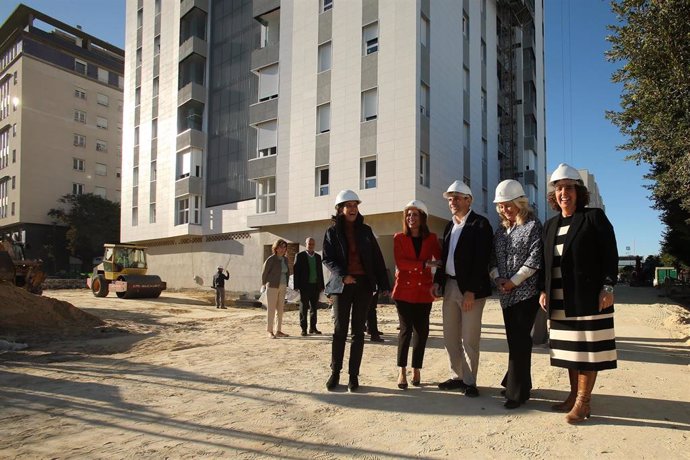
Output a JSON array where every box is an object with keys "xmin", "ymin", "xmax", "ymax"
[{"xmin": 0, "ymin": 0, "xmax": 664, "ymax": 257}]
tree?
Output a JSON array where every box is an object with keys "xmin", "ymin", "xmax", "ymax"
[
  {"xmin": 48, "ymin": 194, "xmax": 120, "ymax": 271},
  {"xmin": 606, "ymin": 0, "xmax": 690, "ymax": 265}
]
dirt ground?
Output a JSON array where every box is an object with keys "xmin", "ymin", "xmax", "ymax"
[{"xmin": 0, "ymin": 285, "xmax": 688, "ymax": 459}]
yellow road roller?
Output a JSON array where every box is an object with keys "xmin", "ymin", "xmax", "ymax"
[{"xmin": 87, "ymin": 244, "xmax": 166, "ymax": 299}]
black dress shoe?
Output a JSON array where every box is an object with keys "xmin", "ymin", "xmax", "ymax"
[
  {"xmin": 500, "ymin": 389, "xmax": 506, "ymax": 397},
  {"xmin": 464, "ymin": 385, "xmax": 479, "ymax": 397},
  {"xmin": 310, "ymin": 328, "xmax": 322, "ymax": 334},
  {"xmin": 370, "ymin": 335, "xmax": 384, "ymax": 342},
  {"xmin": 301, "ymin": 330, "xmax": 308, "ymax": 336},
  {"xmin": 504, "ymin": 399, "xmax": 521, "ymax": 409},
  {"xmin": 326, "ymin": 372, "xmax": 340, "ymax": 391},
  {"xmin": 398, "ymin": 381, "xmax": 408, "ymax": 390},
  {"xmin": 348, "ymin": 376, "xmax": 359, "ymax": 392},
  {"xmin": 438, "ymin": 379, "xmax": 468, "ymax": 391}
]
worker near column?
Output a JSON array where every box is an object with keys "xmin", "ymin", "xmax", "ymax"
[{"xmin": 212, "ymin": 266, "xmax": 229, "ymax": 309}]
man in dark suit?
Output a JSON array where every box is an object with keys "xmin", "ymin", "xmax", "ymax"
[
  {"xmin": 294, "ymin": 237, "xmax": 325, "ymax": 336},
  {"xmin": 433, "ymin": 180, "xmax": 493, "ymax": 397}
]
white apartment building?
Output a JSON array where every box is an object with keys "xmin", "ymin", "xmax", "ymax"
[
  {"xmin": 578, "ymin": 169, "xmax": 605, "ymax": 211},
  {"xmin": 0, "ymin": 5, "xmax": 124, "ymax": 272},
  {"xmin": 122, "ymin": 0, "xmax": 546, "ymax": 292}
]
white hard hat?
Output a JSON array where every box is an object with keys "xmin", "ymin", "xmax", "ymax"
[
  {"xmin": 443, "ymin": 180, "xmax": 473, "ymax": 198},
  {"xmin": 493, "ymin": 179, "xmax": 525, "ymax": 203},
  {"xmin": 217, "ymin": 266, "xmax": 223, "ymax": 270},
  {"xmin": 404, "ymin": 199, "xmax": 428, "ymax": 215},
  {"xmin": 334, "ymin": 189, "xmax": 361, "ymax": 207},
  {"xmin": 549, "ymin": 163, "xmax": 581, "ymax": 184}
]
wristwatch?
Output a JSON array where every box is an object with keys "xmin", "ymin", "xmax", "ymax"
[{"xmin": 602, "ymin": 285, "xmax": 614, "ymax": 294}]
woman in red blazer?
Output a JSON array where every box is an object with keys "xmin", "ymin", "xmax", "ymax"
[{"xmin": 392, "ymin": 200, "xmax": 442, "ymax": 389}]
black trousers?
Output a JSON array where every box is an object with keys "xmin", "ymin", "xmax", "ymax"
[
  {"xmin": 299, "ymin": 283, "xmax": 320, "ymax": 332},
  {"xmin": 395, "ymin": 300, "xmax": 432, "ymax": 368},
  {"xmin": 366, "ymin": 291, "xmax": 379, "ymax": 334},
  {"xmin": 501, "ymin": 295, "xmax": 540, "ymax": 402},
  {"xmin": 331, "ymin": 276, "xmax": 373, "ymax": 375}
]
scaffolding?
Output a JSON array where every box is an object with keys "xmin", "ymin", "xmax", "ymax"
[{"xmin": 496, "ymin": 0, "xmax": 534, "ymax": 181}]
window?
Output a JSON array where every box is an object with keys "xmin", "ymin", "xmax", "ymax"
[
  {"xmin": 137, "ymin": 8, "xmax": 143, "ymax": 28},
  {"xmin": 363, "ymin": 22, "xmax": 379, "ymax": 55},
  {"xmin": 12, "ymin": 123, "xmax": 16, "ymax": 136},
  {"xmin": 421, "ymin": 15, "xmax": 430, "ymax": 47},
  {"xmin": 132, "ymin": 207, "xmax": 138, "ymax": 226},
  {"xmin": 72, "ymin": 183, "xmax": 85, "ymax": 195},
  {"xmin": 420, "ymin": 83, "xmax": 430, "ymax": 116},
  {"xmin": 361, "ymin": 88, "xmax": 378, "ymax": 122},
  {"xmin": 481, "ymin": 89, "xmax": 487, "ymax": 114},
  {"xmin": 96, "ymin": 140, "xmax": 108, "ymax": 152},
  {"xmin": 94, "ymin": 187, "xmax": 106, "ymax": 198},
  {"xmin": 420, "ymin": 151, "xmax": 430, "ymax": 187},
  {"xmin": 317, "ymin": 103, "xmax": 330, "ymax": 133},
  {"xmin": 258, "ymin": 64, "xmax": 279, "ymax": 102},
  {"xmin": 11, "ymin": 176, "xmax": 15, "ymax": 189},
  {"xmin": 12, "ymin": 149, "xmax": 15, "ymax": 163},
  {"xmin": 97, "ymin": 93, "xmax": 109, "ymax": 106},
  {"xmin": 11, "ymin": 202, "xmax": 14, "ymax": 216},
  {"xmin": 151, "ymin": 119, "xmax": 158, "ymax": 139},
  {"xmin": 95, "ymin": 163, "xmax": 107, "ymax": 176},
  {"xmin": 256, "ymin": 120, "xmax": 277, "ymax": 157},
  {"xmin": 152, "ymin": 77, "xmax": 159, "ymax": 98},
  {"xmin": 154, "ymin": 35, "xmax": 161, "ymax": 56},
  {"xmin": 136, "ymin": 47, "xmax": 142, "ymax": 67},
  {"xmin": 321, "ymin": 0, "xmax": 333, "ymax": 12},
  {"xmin": 481, "ymin": 39, "xmax": 486, "ymax": 65},
  {"xmin": 135, "ymin": 87, "xmax": 141, "ymax": 106},
  {"xmin": 134, "ymin": 127, "xmax": 140, "ymax": 146},
  {"xmin": 98, "ymin": 68, "xmax": 108, "ymax": 83},
  {"xmin": 73, "ymin": 134, "xmax": 86, "ymax": 147},
  {"xmin": 75, "ymin": 59, "xmax": 87, "ymax": 75},
  {"xmin": 154, "ymin": 0, "xmax": 161, "ymax": 15},
  {"xmin": 361, "ymin": 156, "xmax": 377, "ymax": 189},
  {"xmin": 149, "ymin": 203, "xmax": 156, "ymax": 223},
  {"xmin": 316, "ymin": 166, "xmax": 329, "ymax": 196},
  {"xmin": 150, "ymin": 161, "xmax": 157, "ymax": 181},
  {"xmin": 96, "ymin": 117, "xmax": 108, "ymax": 130},
  {"xmin": 176, "ymin": 197, "xmax": 200, "ymax": 224},
  {"xmin": 176, "ymin": 149, "xmax": 202, "ymax": 179},
  {"xmin": 73, "ymin": 158, "xmax": 85, "ymax": 171},
  {"xmin": 74, "ymin": 88, "xmax": 86, "ymax": 99},
  {"xmin": 133, "ymin": 166, "xmax": 139, "ymax": 187},
  {"xmin": 116, "ymin": 167, "xmax": 121, "ymax": 178},
  {"xmin": 74, "ymin": 110, "xmax": 86, "ymax": 123},
  {"xmin": 318, "ymin": 41, "xmax": 332, "ymax": 72},
  {"xmin": 256, "ymin": 177, "xmax": 276, "ymax": 213}
]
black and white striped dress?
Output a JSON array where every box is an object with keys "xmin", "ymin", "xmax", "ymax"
[{"xmin": 549, "ymin": 216, "xmax": 617, "ymax": 371}]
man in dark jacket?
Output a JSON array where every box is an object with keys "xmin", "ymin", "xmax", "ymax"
[
  {"xmin": 294, "ymin": 237, "xmax": 325, "ymax": 336},
  {"xmin": 433, "ymin": 180, "xmax": 493, "ymax": 397},
  {"xmin": 212, "ymin": 266, "xmax": 230, "ymax": 309}
]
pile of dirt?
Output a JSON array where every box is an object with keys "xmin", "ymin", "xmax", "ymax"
[{"xmin": 0, "ymin": 281, "xmax": 104, "ymax": 338}]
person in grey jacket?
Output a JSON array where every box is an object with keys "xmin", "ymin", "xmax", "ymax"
[
  {"xmin": 261, "ymin": 239, "xmax": 291, "ymax": 339},
  {"xmin": 323, "ymin": 190, "xmax": 390, "ymax": 392}
]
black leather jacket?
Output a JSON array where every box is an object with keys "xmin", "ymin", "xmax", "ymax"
[{"xmin": 322, "ymin": 213, "xmax": 390, "ymax": 295}]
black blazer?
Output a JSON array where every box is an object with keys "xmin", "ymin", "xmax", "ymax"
[
  {"xmin": 433, "ymin": 210, "xmax": 493, "ymax": 299},
  {"xmin": 541, "ymin": 207, "xmax": 618, "ymax": 317},
  {"xmin": 293, "ymin": 251, "xmax": 325, "ymax": 291},
  {"xmin": 322, "ymin": 214, "xmax": 390, "ymax": 295}
]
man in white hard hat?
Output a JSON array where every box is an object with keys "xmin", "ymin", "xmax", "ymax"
[
  {"xmin": 212, "ymin": 266, "xmax": 229, "ymax": 309},
  {"xmin": 433, "ymin": 180, "xmax": 493, "ymax": 397}
]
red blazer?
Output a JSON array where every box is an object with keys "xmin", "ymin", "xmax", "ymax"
[{"xmin": 391, "ymin": 232, "xmax": 441, "ymax": 303}]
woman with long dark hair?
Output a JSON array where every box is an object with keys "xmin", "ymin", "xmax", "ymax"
[{"xmin": 323, "ymin": 190, "xmax": 390, "ymax": 392}]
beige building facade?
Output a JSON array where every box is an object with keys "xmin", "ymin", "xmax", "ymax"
[{"xmin": 0, "ymin": 5, "xmax": 124, "ymax": 271}]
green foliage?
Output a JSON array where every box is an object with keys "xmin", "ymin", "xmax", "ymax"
[
  {"xmin": 48, "ymin": 193, "xmax": 120, "ymax": 270},
  {"xmin": 606, "ymin": 0, "xmax": 690, "ymax": 265}
]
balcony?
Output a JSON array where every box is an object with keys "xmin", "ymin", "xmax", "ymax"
[
  {"xmin": 175, "ymin": 175, "xmax": 203, "ymax": 197},
  {"xmin": 178, "ymin": 82, "xmax": 207, "ymax": 105},
  {"xmin": 176, "ymin": 129, "xmax": 206, "ymax": 151},
  {"xmin": 179, "ymin": 36, "xmax": 207, "ymax": 61},
  {"xmin": 181, "ymin": 0, "xmax": 208, "ymax": 17},
  {"xmin": 249, "ymin": 98, "xmax": 278, "ymax": 125}
]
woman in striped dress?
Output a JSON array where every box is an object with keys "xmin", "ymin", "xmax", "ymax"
[{"xmin": 540, "ymin": 163, "xmax": 618, "ymax": 424}]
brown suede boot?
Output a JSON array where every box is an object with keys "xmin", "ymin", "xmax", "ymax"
[
  {"xmin": 566, "ymin": 371, "xmax": 598, "ymax": 424},
  {"xmin": 551, "ymin": 368, "xmax": 578, "ymax": 412}
]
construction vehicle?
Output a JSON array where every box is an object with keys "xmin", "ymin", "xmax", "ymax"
[
  {"xmin": 0, "ymin": 239, "xmax": 45, "ymax": 294},
  {"xmin": 87, "ymin": 244, "xmax": 166, "ymax": 299}
]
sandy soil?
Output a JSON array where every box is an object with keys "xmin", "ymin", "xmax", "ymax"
[{"xmin": 0, "ymin": 285, "xmax": 688, "ymax": 459}]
